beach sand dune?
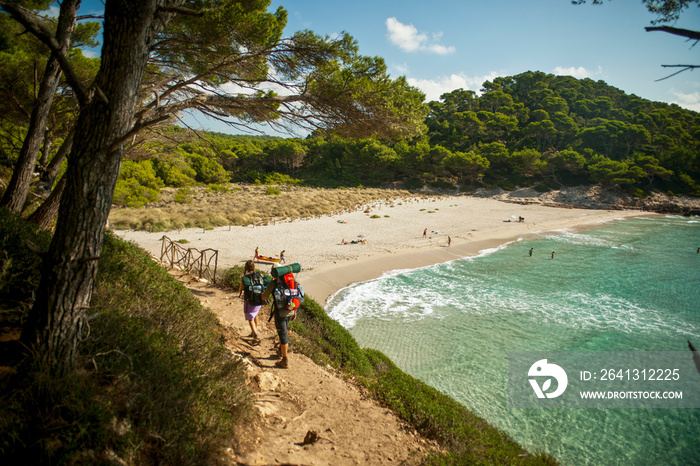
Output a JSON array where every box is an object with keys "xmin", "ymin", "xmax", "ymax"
[{"xmin": 118, "ymin": 195, "xmax": 645, "ymax": 304}]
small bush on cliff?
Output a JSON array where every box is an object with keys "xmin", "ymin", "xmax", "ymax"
[{"xmin": 291, "ymin": 298, "xmax": 375, "ymax": 377}]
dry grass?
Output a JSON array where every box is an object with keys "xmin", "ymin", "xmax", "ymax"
[{"xmin": 108, "ymin": 185, "xmax": 443, "ymax": 231}]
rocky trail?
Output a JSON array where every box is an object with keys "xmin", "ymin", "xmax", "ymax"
[{"xmin": 169, "ymin": 270, "xmax": 440, "ymax": 465}]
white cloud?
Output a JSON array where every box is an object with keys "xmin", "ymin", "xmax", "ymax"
[
  {"xmin": 552, "ymin": 66, "xmax": 594, "ymax": 79},
  {"xmin": 391, "ymin": 62, "xmax": 410, "ymax": 75},
  {"xmin": 41, "ymin": 5, "xmax": 60, "ymax": 18},
  {"xmin": 81, "ymin": 49, "xmax": 100, "ymax": 59},
  {"xmin": 670, "ymin": 90, "xmax": 700, "ymax": 112},
  {"xmin": 386, "ymin": 17, "xmax": 455, "ymax": 55},
  {"xmin": 407, "ymin": 72, "xmax": 500, "ymax": 102}
]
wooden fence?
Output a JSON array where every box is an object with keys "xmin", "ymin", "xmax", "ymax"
[{"xmin": 159, "ymin": 236, "xmax": 218, "ymax": 283}]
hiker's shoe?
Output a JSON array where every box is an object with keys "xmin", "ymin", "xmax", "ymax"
[
  {"xmin": 275, "ymin": 357, "xmax": 288, "ymax": 369},
  {"xmin": 251, "ymin": 333, "xmax": 259, "ymax": 340},
  {"xmin": 269, "ymin": 346, "xmax": 282, "ymax": 359}
]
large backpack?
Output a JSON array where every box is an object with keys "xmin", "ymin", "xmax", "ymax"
[
  {"xmin": 271, "ymin": 263, "xmax": 304, "ymax": 317},
  {"xmin": 242, "ymin": 272, "xmax": 270, "ymax": 306}
]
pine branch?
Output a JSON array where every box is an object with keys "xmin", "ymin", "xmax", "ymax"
[
  {"xmin": 645, "ymin": 25, "xmax": 700, "ymax": 41},
  {"xmin": 655, "ymin": 64, "xmax": 698, "ymax": 81}
]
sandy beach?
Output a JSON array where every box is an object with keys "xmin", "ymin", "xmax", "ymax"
[{"xmin": 117, "ymin": 194, "xmax": 648, "ymax": 304}]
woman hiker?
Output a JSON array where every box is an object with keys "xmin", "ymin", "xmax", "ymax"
[{"xmin": 238, "ymin": 260, "xmax": 262, "ymax": 340}]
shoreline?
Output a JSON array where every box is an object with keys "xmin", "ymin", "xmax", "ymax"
[
  {"xmin": 302, "ymin": 210, "xmax": 650, "ymax": 304},
  {"xmin": 117, "ymin": 194, "xmax": 650, "ymax": 305}
]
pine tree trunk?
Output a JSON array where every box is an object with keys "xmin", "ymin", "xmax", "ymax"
[
  {"xmin": 0, "ymin": 57, "xmax": 62, "ymax": 213},
  {"xmin": 42, "ymin": 130, "xmax": 74, "ymax": 188},
  {"xmin": 20, "ymin": 0, "xmax": 167, "ymax": 369},
  {"xmin": 27, "ymin": 174, "xmax": 66, "ymax": 230}
]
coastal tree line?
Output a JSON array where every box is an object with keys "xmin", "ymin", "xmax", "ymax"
[{"xmin": 107, "ymin": 71, "xmax": 700, "ymax": 208}]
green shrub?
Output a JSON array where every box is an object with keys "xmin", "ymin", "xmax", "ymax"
[
  {"xmin": 187, "ymin": 153, "xmax": 229, "ymax": 184},
  {"xmin": 262, "ymin": 172, "xmax": 302, "ymax": 185},
  {"xmin": 152, "ymin": 158, "xmax": 196, "ymax": 187},
  {"xmin": 265, "ymin": 186, "xmax": 281, "ymax": 196},
  {"xmin": 403, "ymin": 178, "xmax": 424, "ymax": 190},
  {"xmin": 628, "ymin": 187, "xmax": 648, "ymax": 198},
  {"xmin": 218, "ymin": 265, "xmax": 245, "ymax": 290},
  {"xmin": 174, "ymin": 187, "xmax": 194, "ymax": 204},
  {"xmin": 113, "ymin": 160, "xmax": 164, "ymax": 207},
  {"xmin": 218, "ymin": 265, "xmax": 272, "ymax": 292},
  {"xmin": 291, "ymin": 298, "xmax": 374, "ymax": 376},
  {"xmin": 206, "ymin": 183, "xmax": 231, "ymax": 193},
  {"xmin": 428, "ymin": 180, "xmax": 455, "ymax": 190},
  {"xmin": 678, "ymin": 173, "xmax": 700, "ymax": 196}
]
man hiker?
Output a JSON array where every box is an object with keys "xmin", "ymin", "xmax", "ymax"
[{"xmin": 262, "ymin": 264, "xmax": 303, "ymax": 369}]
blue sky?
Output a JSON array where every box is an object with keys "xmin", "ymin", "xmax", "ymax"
[
  {"xmin": 70, "ymin": 0, "xmax": 700, "ymax": 135},
  {"xmin": 276, "ymin": 0, "xmax": 699, "ymax": 106}
]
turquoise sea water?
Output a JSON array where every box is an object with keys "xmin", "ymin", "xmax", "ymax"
[{"xmin": 326, "ymin": 216, "xmax": 700, "ymax": 465}]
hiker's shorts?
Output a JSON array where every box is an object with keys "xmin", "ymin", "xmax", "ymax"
[
  {"xmin": 274, "ymin": 314, "xmax": 291, "ymax": 345},
  {"xmin": 243, "ymin": 301, "xmax": 261, "ymax": 321}
]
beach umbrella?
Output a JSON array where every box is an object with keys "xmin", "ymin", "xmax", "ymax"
[
  {"xmin": 510, "ymin": 214, "xmax": 517, "ymax": 219},
  {"xmin": 357, "ymin": 234, "xmax": 365, "ymax": 238}
]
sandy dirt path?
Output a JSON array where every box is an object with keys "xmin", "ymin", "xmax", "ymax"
[{"xmin": 168, "ymin": 270, "xmax": 440, "ymax": 465}]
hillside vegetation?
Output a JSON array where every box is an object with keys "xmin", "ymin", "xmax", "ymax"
[
  {"xmin": 0, "ymin": 209, "xmax": 249, "ymax": 464},
  {"xmin": 107, "ymin": 72, "xmax": 699, "ymax": 213}
]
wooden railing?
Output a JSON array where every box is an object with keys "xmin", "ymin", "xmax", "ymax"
[{"xmin": 160, "ymin": 236, "xmax": 218, "ymax": 283}]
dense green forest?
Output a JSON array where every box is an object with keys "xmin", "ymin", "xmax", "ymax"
[{"xmin": 106, "ymin": 71, "xmax": 700, "ymax": 207}]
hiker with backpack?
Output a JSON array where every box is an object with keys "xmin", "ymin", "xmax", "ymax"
[
  {"xmin": 238, "ymin": 260, "xmax": 269, "ymax": 340},
  {"xmin": 261, "ymin": 263, "xmax": 304, "ymax": 369}
]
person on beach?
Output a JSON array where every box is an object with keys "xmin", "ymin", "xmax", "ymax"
[
  {"xmin": 255, "ymin": 246, "xmax": 259, "ymax": 258},
  {"xmin": 262, "ymin": 276, "xmax": 297, "ymax": 369},
  {"xmin": 529, "ymin": 248, "xmax": 533, "ymax": 257},
  {"xmin": 423, "ymin": 228, "xmax": 427, "ymax": 238},
  {"xmin": 551, "ymin": 251, "xmax": 555, "ymax": 259},
  {"xmin": 448, "ymin": 236, "xmax": 451, "ymax": 247},
  {"xmin": 280, "ymin": 250, "xmax": 286, "ymax": 263},
  {"xmin": 238, "ymin": 260, "xmax": 262, "ymax": 340}
]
